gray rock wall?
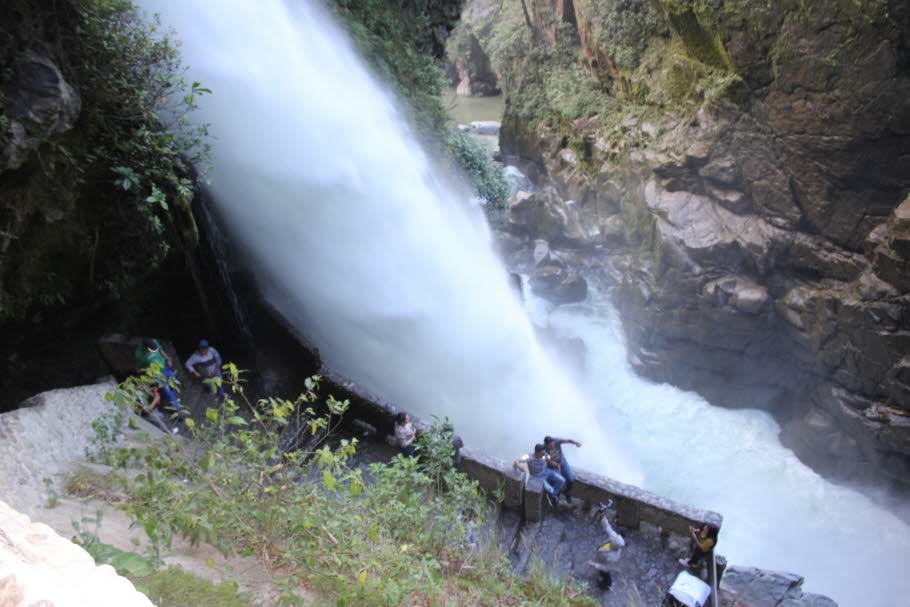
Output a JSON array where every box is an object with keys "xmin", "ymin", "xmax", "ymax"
[
  {"xmin": 466, "ymin": 0, "xmax": 910, "ymax": 490},
  {"xmin": 0, "ymin": 381, "xmax": 117, "ymax": 513},
  {"xmin": 0, "ymin": 380, "xmax": 155, "ymax": 607}
]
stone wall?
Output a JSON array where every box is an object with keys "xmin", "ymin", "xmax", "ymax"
[{"xmin": 319, "ymin": 366, "xmax": 723, "ymax": 531}]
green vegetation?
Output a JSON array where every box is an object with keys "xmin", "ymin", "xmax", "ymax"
[
  {"xmin": 138, "ymin": 568, "xmax": 256, "ymax": 607},
  {"xmin": 575, "ymin": 0, "xmax": 667, "ymax": 72},
  {"xmin": 86, "ymin": 368, "xmax": 600, "ymax": 606},
  {"xmin": 328, "ymin": 0, "xmax": 451, "ymax": 142},
  {"xmin": 73, "ymin": 515, "xmax": 254, "ymax": 607},
  {"xmin": 656, "ymin": 0, "xmax": 733, "ymax": 70},
  {"xmin": 620, "ymin": 196, "xmax": 663, "ymax": 276},
  {"xmin": 0, "ymin": 0, "xmax": 211, "ymax": 320},
  {"xmin": 447, "ymin": 131, "xmax": 510, "ymax": 208},
  {"xmin": 329, "ymin": 0, "xmax": 510, "ymax": 209}
]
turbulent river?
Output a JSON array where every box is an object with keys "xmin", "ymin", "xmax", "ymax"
[{"xmin": 141, "ymin": 1, "xmax": 910, "ymax": 605}]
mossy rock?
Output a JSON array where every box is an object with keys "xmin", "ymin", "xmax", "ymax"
[{"xmin": 658, "ymin": 1, "xmax": 733, "ymax": 70}]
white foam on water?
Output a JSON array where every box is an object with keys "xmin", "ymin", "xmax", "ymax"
[{"xmin": 525, "ymin": 286, "xmax": 910, "ymax": 607}]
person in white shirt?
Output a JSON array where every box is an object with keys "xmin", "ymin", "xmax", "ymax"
[
  {"xmin": 588, "ymin": 501, "xmax": 626, "ymax": 591},
  {"xmin": 394, "ymin": 412, "xmax": 417, "ymax": 456},
  {"xmin": 184, "ymin": 339, "xmax": 224, "ymax": 396}
]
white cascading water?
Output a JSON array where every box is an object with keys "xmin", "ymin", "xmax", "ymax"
[
  {"xmin": 524, "ymin": 287, "xmax": 910, "ymax": 607},
  {"xmin": 141, "ymin": 1, "xmax": 910, "ymax": 605},
  {"xmin": 139, "ymin": 0, "xmax": 639, "ymax": 482}
]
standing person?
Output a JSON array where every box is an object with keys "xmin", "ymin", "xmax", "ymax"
[
  {"xmin": 679, "ymin": 523, "xmax": 719, "ymax": 570},
  {"xmin": 134, "ymin": 338, "xmax": 183, "ymax": 414},
  {"xmin": 184, "ymin": 339, "xmax": 224, "ymax": 397},
  {"xmin": 513, "ymin": 444, "xmax": 565, "ymax": 506},
  {"xmin": 394, "ymin": 412, "xmax": 417, "ymax": 457},
  {"xmin": 587, "ymin": 501, "xmax": 626, "ymax": 591},
  {"xmin": 544, "ymin": 435, "xmax": 582, "ymax": 503}
]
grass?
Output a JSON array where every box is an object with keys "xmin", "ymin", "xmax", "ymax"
[
  {"xmin": 135, "ymin": 567, "xmax": 255, "ymax": 607},
  {"xmin": 63, "ymin": 466, "xmax": 126, "ymax": 503}
]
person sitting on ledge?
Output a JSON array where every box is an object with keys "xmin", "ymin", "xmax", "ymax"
[
  {"xmin": 513, "ymin": 443, "xmax": 565, "ymax": 507},
  {"xmin": 679, "ymin": 523, "xmax": 719, "ymax": 571},
  {"xmin": 543, "ymin": 435, "xmax": 582, "ymax": 503},
  {"xmin": 184, "ymin": 339, "xmax": 224, "ymax": 397},
  {"xmin": 394, "ymin": 412, "xmax": 417, "ymax": 457}
]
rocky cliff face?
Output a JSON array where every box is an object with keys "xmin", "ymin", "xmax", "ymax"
[{"xmin": 453, "ymin": 0, "xmax": 910, "ymax": 488}]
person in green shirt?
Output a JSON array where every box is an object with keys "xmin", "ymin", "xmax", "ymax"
[{"xmin": 134, "ymin": 338, "xmax": 183, "ymax": 414}]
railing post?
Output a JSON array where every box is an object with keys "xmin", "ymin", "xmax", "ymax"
[{"xmin": 707, "ymin": 551, "xmax": 719, "ymax": 607}]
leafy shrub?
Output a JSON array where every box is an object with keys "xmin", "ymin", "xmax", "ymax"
[
  {"xmin": 447, "ymin": 131, "xmax": 510, "ymax": 208},
  {"xmin": 91, "ymin": 367, "xmax": 598, "ymax": 606},
  {"xmin": 329, "ymin": 0, "xmax": 450, "ymax": 142},
  {"xmin": 576, "ymin": 0, "xmax": 667, "ymax": 71}
]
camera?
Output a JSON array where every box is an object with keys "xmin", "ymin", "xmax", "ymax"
[{"xmin": 594, "ymin": 499, "xmax": 615, "ymax": 517}]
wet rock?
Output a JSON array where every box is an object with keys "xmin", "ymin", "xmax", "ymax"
[
  {"xmin": 480, "ymin": 0, "xmax": 910, "ymax": 491},
  {"xmin": 857, "ymin": 270, "xmax": 898, "ymax": 301},
  {"xmin": 529, "ymin": 265, "xmax": 588, "ymax": 304},
  {"xmin": 721, "ymin": 567, "xmax": 803, "ymax": 606},
  {"xmin": 2, "ymin": 49, "xmax": 81, "ymax": 172},
  {"xmin": 470, "ymin": 120, "xmax": 501, "ymax": 135},
  {"xmin": 721, "ymin": 566, "xmax": 838, "ymax": 607},
  {"xmin": 508, "ymin": 191, "xmax": 567, "ymax": 242},
  {"xmin": 532, "ymin": 239, "xmax": 550, "ymax": 265},
  {"xmin": 504, "ymin": 165, "xmax": 535, "ymax": 193},
  {"xmin": 535, "ymin": 326, "xmax": 586, "ymax": 374}
]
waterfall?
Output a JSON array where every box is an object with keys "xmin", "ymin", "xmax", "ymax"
[
  {"xmin": 141, "ymin": 1, "xmax": 910, "ymax": 605},
  {"xmin": 139, "ymin": 0, "xmax": 639, "ymax": 482}
]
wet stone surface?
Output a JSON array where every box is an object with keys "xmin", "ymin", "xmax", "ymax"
[
  {"xmin": 323, "ymin": 427, "xmax": 701, "ymax": 606},
  {"xmin": 499, "ymin": 501, "xmax": 692, "ymax": 606}
]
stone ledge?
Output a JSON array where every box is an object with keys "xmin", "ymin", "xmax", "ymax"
[{"xmin": 319, "ymin": 363, "xmax": 724, "ymax": 532}]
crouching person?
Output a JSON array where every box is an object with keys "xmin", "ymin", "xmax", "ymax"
[
  {"xmin": 184, "ymin": 339, "xmax": 224, "ymax": 397},
  {"xmin": 138, "ymin": 385, "xmax": 178, "ymax": 434},
  {"xmin": 588, "ymin": 501, "xmax": 626, "ymax": 591}
]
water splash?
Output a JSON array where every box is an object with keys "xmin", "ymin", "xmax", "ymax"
[
  {"xmin": 525, "ymin": 286, "xmax": 910, "ymax": 607},
  {"xmin": 140, "ymin": 0, "xmax": 640, "ymax": 482}
]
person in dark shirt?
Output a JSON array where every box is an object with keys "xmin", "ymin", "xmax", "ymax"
[{"xmin": 544, "ymin": 435, "xmax": 582, "ymax": 503}]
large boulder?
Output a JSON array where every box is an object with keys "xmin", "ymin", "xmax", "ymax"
[
  {"xmin": 2, "ymin": 49, "xmax": 81, "ymax": 172},
  {"xmin": 721, "ymin": 566, "xmax": 838, "ymax": 607},
  {"xmin": 529, "ymin": 263, "xmax": 588, "ymax": 305}
]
